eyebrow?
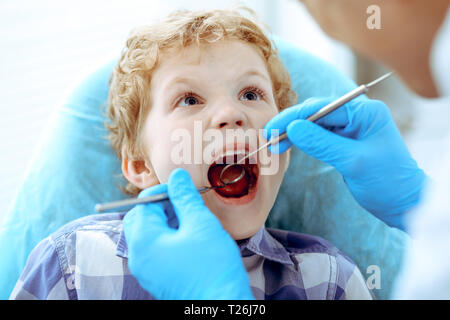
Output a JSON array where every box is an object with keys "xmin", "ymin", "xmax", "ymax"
[
  {"xmin": 235, "ymin": 69, "xmax": 271, "ymax": 83},
  {"xmin": 162, "ymin": 69, "xmax": 271, "ymax": 92}
]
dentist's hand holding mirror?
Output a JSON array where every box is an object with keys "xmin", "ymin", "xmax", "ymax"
[{"xmin": 123, "ymin": 168, "xmax": 255, "ymax": 300}]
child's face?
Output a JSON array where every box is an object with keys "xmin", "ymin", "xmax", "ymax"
[{"xmin": 132, "ymin": 40, "xmax": 289, "ymax": 240}]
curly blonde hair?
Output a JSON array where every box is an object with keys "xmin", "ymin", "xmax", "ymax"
[{"xmin": 106, "ymin": 7, "xmax": 297, "ymax": 196}]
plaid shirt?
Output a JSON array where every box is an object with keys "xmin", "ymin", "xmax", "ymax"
[{"xmin": 10, "ymin": 212, "xmax": 373, "ymax": 300}]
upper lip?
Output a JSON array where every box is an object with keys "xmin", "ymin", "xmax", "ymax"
[{"xmin": 210, "ymin": 142, "xmax": 258, "ymax": 166}]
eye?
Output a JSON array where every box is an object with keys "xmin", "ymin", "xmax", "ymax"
[
  {"xmin": 240, "ymin": 87, "xmax": 265, "ymax": 102},
  {"xmin": 176, "ymin": 92, "xmax": 202, "ymax": 107}
]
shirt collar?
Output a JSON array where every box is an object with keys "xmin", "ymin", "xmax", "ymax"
[
  {"xmin": 236, "ymin": 227, "xmax": 294, "ymax": 266},
  {"xmin": 116, "ymin": 225, "xmax": 294, "ymax": 266}
]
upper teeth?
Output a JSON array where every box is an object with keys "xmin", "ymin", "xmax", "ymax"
[
  {"xmin": 216, "ymin": 150, "xmax": 248, "ymax": 164},
  {"xmin": 222, "ymin": 150, "xmax": 247, "ymax": 157}
]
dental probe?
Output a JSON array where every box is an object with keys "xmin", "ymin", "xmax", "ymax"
[
  {"xmin": 95, "ymin": 184, "xmax": 221, "ymax": 213},
  {"xmin": 218, "ymin": 71, "xmax": 395, "ymax": 184},
  {"xmin": 95, "ymin": 170, "xmax": 245, "ymax": 213},
  {"xmin": 95, "ymin": 72, "xmax": 394, "ymax": 213}
]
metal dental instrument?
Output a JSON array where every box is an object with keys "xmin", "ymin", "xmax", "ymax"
[
  {"xmin": 95, "ymin": 182, "xmax": 238, "ymax": 213},
  {"xmin": 218, "ymin": 71, "xmax": 395, "ymax": 184},
  {"xmin": 95, "ymin": 71, "xmax": 394, "ymax": 213},
  {"xmin": 95, "ymin": 167, "xmax": 245, "ymax": 213}
]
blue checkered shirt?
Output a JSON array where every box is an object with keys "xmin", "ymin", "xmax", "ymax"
[{"xmin": 10, "ymin": 212, "xmax": 373, "ymax": 300}]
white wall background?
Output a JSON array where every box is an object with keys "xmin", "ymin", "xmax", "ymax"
[{"xmin": 0, "ymin": 0, "xmax": 356, "ymax": 223}]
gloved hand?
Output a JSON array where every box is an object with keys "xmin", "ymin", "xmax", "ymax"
[
  {"xmin": 123, "ymin": 168, "xmax": 254, "ymax": 300},
  {"xmin": 264, "ymin": 97, "xmax": 427, "ymax": 231}
]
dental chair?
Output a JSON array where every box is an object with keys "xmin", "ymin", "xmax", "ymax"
[{"xmin": 0, "ymin": 38, "xmax": 408, "ymax": 299}]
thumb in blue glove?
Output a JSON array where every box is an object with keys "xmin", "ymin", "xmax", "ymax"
[
  {"xmin": 123, "ymin": 168, "xmax": 254, "ymax": 300},
  {"xmin": 264, "ymin": 97, "xmax": 427, "ymax": 231}
]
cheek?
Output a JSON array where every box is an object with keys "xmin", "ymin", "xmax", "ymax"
[
  {"xmin": 144, "ymin": 118, "xmax": 205, "ymax": 185},
  {"xmin": 260, "ymin": 108, "xmax": 279, "ymax": 141},
  {"xmin": 141, "ymin": 115, "xmax": 178, "ymax": 183},
  {"xmin": 256, "ymin": 103, "xmax": 278, "ymax": 127}
]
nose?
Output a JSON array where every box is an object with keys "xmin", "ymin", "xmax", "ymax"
[{"xmin": 210, "ymin": 99, "xmax": 247, "ymax": 129}]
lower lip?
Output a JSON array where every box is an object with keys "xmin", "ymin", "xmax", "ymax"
[{"xmin": 211, "ymin": 178, "xmax": 258, "ymax": 206}]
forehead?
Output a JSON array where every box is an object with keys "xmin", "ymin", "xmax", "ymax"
[{"xmin": 151, "ymin": 40, "xmax": 271, "ymax": 87}]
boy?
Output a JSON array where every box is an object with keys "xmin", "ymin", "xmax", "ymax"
[{"xmin": 10, "ymin": 8, "xmax": 373, "ymax": 300}]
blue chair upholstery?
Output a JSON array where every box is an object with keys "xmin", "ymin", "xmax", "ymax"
[{"xmin": 0, "ymin": 38, "xmax": 407, "ymax": 299}]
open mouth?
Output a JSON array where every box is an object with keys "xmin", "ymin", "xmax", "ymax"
[{"xmin": 207, "ymin": 152, "xmax": 259, "ymax": 199}]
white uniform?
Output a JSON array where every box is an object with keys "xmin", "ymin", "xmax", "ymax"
[{"xmin": 393, "ymin": 8, "xmax": 450, "ymax": 299}]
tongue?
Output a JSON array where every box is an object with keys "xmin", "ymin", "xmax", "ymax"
[{"xmin": 208, "ymin": 164, "xmax": 249, "ymax": 197}]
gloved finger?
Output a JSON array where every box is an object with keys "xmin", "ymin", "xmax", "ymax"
[
  {"xmin": 264, "ymin": 98, "xmax": 355, "ymax": 154},
  {"xmin": 125, "ymin": 183, "xmax": 168, "ymax": 226},
  {"xmin": 267, "ymin": 138, "xmax": 292, "ymax": 154},
  {"xmin": 167, "ymin": 168, "xmax": 216, "ymax": 228},
  {"xmin": 137, "ymin": 183, "xmax": 170, "ymax": 221},
  {"xmin": 263, "ymin": 98, "xmax": 320, "ymax": 139},
  {"xmin": 139, "ymin": 183, "xmax": 180, "ymax": 229},
  {"xmin": 349, "ymin": 99, "xmax": 393, "ymax": 138},
  {"xmin": 123, "ymin": 183, "xmax": 173, "ymax": 244},
  {"xmin": 264, "ymin": 97, "xmax": 355, "ymax": 140},
  {"xmin": 294, "ymin": 98, "xmax": 355, "ymax": 129},
  {"xmin": 263, "ymin": 127, "xmax": 292, "ymax": 154},
  {"xmin": 123, "ymin": 200, "xmax": 171, "ymax": 249},
  {"xmin": 286, "ymin": 119, "xmax": 356, "ymax": 174}
]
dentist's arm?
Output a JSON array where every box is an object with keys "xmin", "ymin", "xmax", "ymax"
[
  {"xmin": 264, "ymin": 98, "xmax": 427, "ymax": 232},
  {"xmin": 123, "ymin": 168, "xmax": 254, "ymax": 300}
]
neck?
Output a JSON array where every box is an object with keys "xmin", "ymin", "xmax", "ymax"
[
  {"xmin": 393, "ymin": 51, "xmax": 439, "ymax": 98},
  {"xmin": 388, "ymin": 0, "xmax": 449, "ymax": 98}
]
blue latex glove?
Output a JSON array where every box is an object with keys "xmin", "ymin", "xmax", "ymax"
[
  {"xmin": 123, "ymin": 168, "xmax": 254, "ymax": 300},
  {"xmin": 264, "ymin": 97, "xmax": 426, "ymax": 231}
]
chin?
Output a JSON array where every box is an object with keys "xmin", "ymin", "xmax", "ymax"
[{"xmin": 204, "ymin": 173, "xmax": 276, "ymax": 240}]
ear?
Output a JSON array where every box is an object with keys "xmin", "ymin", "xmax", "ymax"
[{"xmin": 121, "ymin": 147, "xmax": 160, "ymax": 189}]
